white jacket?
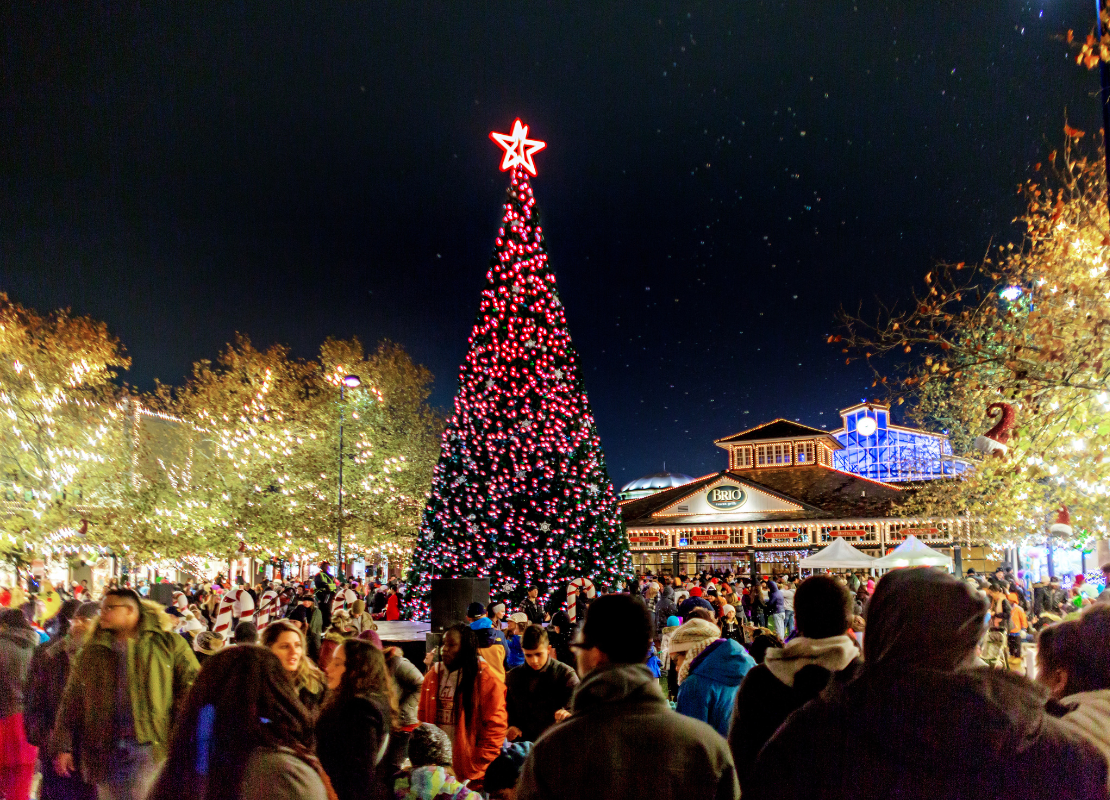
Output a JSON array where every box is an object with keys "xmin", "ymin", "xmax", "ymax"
[{"xmin": 1060, "ymin": 689, "xmax": 1110, "ymax": 789}]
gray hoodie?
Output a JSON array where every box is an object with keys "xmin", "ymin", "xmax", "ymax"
[{"xmin": 0, "ymin": 625, "xmax": 40, "ymax": 717}]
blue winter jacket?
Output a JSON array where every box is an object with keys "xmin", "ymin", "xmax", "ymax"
[
  {"xmin": 676, "ymin": 638, "xmax": 756, "ymax": 737},
  {"xmin": 505, "ymin": 633, "xmax": 525, "ymax": 668}
]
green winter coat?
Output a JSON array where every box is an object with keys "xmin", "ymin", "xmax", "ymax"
[{"xmin": 50, "ymin": 600, "xmax": 199, "ymax": 784}]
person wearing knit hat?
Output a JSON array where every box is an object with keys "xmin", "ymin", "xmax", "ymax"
[
  {"xmin": 395, "ymin": 723, "xmax": 480, "ymax": 800},
  {"xmin": 670, "ymin": 618, "xmax": 755, "ymax": 737},
  {"xmin": 748, "ymin": 568, "xmax": 1108, "ymax": 800},
  {"xmin": 678, "ymin": 588, "xmax": 715, "ymax": 621}
]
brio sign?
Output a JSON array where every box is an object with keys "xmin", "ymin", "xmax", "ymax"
[{"xmin": 706, "ymin": 485, "xmax": 746, "ymax": 510}]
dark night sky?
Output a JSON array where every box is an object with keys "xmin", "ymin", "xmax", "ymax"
[{"xmin": 1, "ymin": 2, "xmax": 1103, "ymax": 487}]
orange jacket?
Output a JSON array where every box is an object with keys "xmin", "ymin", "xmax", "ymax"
[{"xmin": 417, "ymin": 660, "xmax": 507, "ymax": 784}]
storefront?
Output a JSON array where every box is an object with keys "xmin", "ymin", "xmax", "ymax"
[{"xmin": 622, "ymin": 418, "xmax": 973, "ymax": 578}]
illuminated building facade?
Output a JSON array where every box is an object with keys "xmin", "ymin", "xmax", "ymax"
[{"xmin": 830, "ymin": 403, "xmax": 969, "ymax": 483}]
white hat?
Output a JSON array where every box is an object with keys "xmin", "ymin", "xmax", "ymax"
[
  {"xmin": 490, "ymin": 603, "xmax": 506, "ymax": 615},
  {"xmin": 508, "ymin": 612, "xmax": 529, "ymax": 624}
]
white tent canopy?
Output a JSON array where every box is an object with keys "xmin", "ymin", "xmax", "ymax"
[
  {"xmin": 798, "ymin": 538, "xmax": 877, "ymax": 569},
  {"xmin": 872, "ymin": 535, "xmax": 954, "ymax": 570}
]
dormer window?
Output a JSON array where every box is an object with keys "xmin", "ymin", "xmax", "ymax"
[
  {"xmin": 796, "ymin": 440, "xmax": 815, "ymax": 464},
  {"xmin": 732, "ymin": 446, "xmax": 752, "ymax": 469},
  {"xmin": 756, "ymin": 442, "xmax": 792, "ymax": 466}
]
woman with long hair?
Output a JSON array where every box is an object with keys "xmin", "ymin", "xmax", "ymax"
[
  {"xmin": 315, "ymin": 639, "xmax": 394, "ymax": 800},
  {"xmin": 417, "ymin": 624, "xmax": 507, "ymax": 789},
  {"xmin": 146, "ymin": 645, "xmax": 331, "ymax": 800},
  {"xmin": 262, "ymin": 620, "xmax": 327, "ymax": 714}
]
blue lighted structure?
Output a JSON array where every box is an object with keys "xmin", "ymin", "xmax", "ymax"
[{"xmin": 830, "ymin": 403, "xmax": 969, "ymax": 482}]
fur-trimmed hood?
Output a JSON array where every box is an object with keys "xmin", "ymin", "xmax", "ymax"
[{"xmin": 764, "ymin": 635, "xmax": 859, "ymax": 688}]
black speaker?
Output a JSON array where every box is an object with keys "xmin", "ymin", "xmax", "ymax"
[
  {"xmin": 149, "ymin": 582, "xmax": 177, "ymax": 606},
  {"xmin": 429, "ymin": 577, "xmax": 490, "ymax": 633}
]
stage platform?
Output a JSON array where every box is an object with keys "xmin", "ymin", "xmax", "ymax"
[{"xmin": 374, "ymin": 620, "xmax": 433, "ymax": 672}]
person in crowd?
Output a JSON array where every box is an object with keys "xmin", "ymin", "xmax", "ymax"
[
  {"xmin": 517, "ymin": 594, "xmax": 739, "ymax": 800},
  {"xmin": 393, "ymin": 723, "xmax": 480, "ymax": 800},
  {"xmin": 686, "ymin": 606, "xmax": 717, "ymax": 624},
  {"xmin": 543, "ymin": 610, "xmax": 573, "ymax": 667},
  {"xmin": 484, "ymin": 742, "xmax": 532, "ymax": 800},
  {"xmin": 677, "ymin": 586, "xmax": 714, "ymax": 620},
  {"xmin": 262, "ymin": 619, "xmax": 327, "ymax": 715},
  {"xmin": 316, "ymin": 639, "xmax": 393, "ymax": 800},
  {"xmin": 521, "ymin": 585, "xmax": 547, "ymax": 625},
  {"xmin": 287, "ymin": 592, "xmax": 324, "ymax": 660},
  {"xmin": 670, "ymin": 617, "xmax": 754, "ymax": 737},
  {"xmin": 504, "ymin": 613, "xmax": 527, "ymax": 669},
  {"xmin": 385, "ymin": 585, "xmax": 402, "ymax": 621},
  {"xmin": 489, "ymin": 603, "xmax": 507, "ymax": 630},
  {"xmin": 779, "ymin": 579, "xmax": 796, "ymax": 635},
  {"xmin": 362, "ymin": 632, "xmax": 424, "ymax": 773},
  {"xmin": 23, "ymin": 601, "xmax": 100, "ymax": 800},
  {"xmin": 0, "ymin": 608, "xmax": 41, "ymax": 800},
  {"xmin": 467, "ymin": 603, "xmax": 508, "ymax": 681},
  {"xmin": 729, "ymin": 575, "xmax": 859, "ymax": 791},
  {"xmin": 653, "ymin": 584, "xmax": 678, "ymax": 636},
  {"xmin": 748, "ymin": 567, "xmax": 1108, "ymax": 800},
  {"xmin": 418, "ymin": 623, "xmax": 507, "ymax": 789},
  {"xmin": 146, "ymin": 645, "xmax": 329, "ymax": 800},
  {"xmin": 643, "ymin": 582, "xmax": 660, "ymax": 619},
  {"xmin": 371, "ymin": 584, "xmax": 389, "ymax": 618},
  {"xmin": 719, "ymin": 605, "xmax": 743, "ymax": 642},
  {"xmin": 1037, "ymin": 607, "xmax": 1110, "ymax": 785},
  {"xmin": 349, "ymin": 598, "xmax": 377, "ymax": 634},
  {"xmin": 192, "ymin": 630, "xmax": 225, "ymax": 664},
  {"xmin": 51, "ymin": 588, "xmax": 199, "ymax": 800},
  {"xmin": 233, "ymin": 620, "xmax": 258, "ymax": 645},
  {"xmin": 318, "ymin": 610, "xmax": 355, "ymax": 671},
  {"xmin": 505, "ymin": 625, "xmax": 579, "ymax": 744}
]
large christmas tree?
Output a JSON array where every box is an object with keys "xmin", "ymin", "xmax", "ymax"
[{"xmin": 408, "ymin": 120, "xmax": 630, "ymax": 617}]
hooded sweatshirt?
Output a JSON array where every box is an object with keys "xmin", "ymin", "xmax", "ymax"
[
  {"xmin": 0, "ymin": 626, "xmax": 40, "ymax": 718},
  {"xmin": 517, "ymin": 663, "xmax": 739, "ymax": 800},
  {"xmin": 676, "ymin": 638, "xmax": 755, "ymax": 737},
  {"xmin": 728, "ymin": 635, "xmax": 859, "ymax": 790},
  {"xmin": 766, "ymin": 581, "xmax": 785, "ymax": 615},
  {"xmin": 748, "ymin": 569, "xmax": 1108, "ymax": 800},
  {"xmin": 1059, "ymin": 690, "xmax": 1110, "ymax": 791}
]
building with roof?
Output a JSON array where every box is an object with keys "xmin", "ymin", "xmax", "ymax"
[
  {"xmin": 619, "ymin": 471, "xmax": 695, "ymax": 500},
  {"xmin": 621, "ymin": 414, "xmax": 976, "ymax": 578},
  {"xmin": 830, "ymin": 402, "xmax": 969, "ymax": 482}
]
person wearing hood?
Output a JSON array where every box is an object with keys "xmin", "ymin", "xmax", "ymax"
[
  {"xmin": 653, "ymin": 584, "xmax": 678, "ymax": 636},
  {"xmin": 517, "ymin": 594, "xmax": 740, "ymax": 800},
  {"xmin": 671, "ymin": 618, "xmax": 755, "ymax": 737},
  {"xmin": 766, "ymin": 580, "xmax": 787, "ymax": 640},
  {"xmin": 0, "ymin": 608, "xmax": 41, "ymax": 800},
  {"xmin": 50, "ymin": 588, "xmax": 200, "ymax": 800},
  {"xmin": 545, "ymin": 611, "xmax": 574, "ymax": 667},
  {"xmin": 1037, "ymin": 605, "xmax": 1110, "ymax": 790},
  {"xmin": 748, "ymin": 568, "xmax": 1108, "ymax": 800},
  {"xmin": 23, "ymin": 601, "xmax": 100, "ymax": 800},
  {"xmin": 729, "ymin": 575, "xmax": 858, "ymax": 791},
  {"xmin": 467, "ymin": 603, "xmax": 508, "ymax": 682}
]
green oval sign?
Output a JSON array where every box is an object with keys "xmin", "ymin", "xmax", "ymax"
[{"xmin": 707, "ymin": 485, "xmax": 746, "ymax": 510}]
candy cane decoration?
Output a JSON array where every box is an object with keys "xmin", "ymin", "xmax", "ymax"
[
  {"xmin": 566, "ymin": 578, "xmax": 596, "ymax": 624},
  {"xmin": 231, "ymin": 587, "xmax": 255, "ymax": 619},
  {"xmin": 331, "ymin": 587, "xmax": 357, "ymax": 617},
  {"xmin": 212, "ymin": 594, "xmax": 235, "ymax": 636},
  {"xmin": 172, "ymin": 591, "xmax": 188, "ymax": 611},
  {"xmin": 256, "ymin": 590, "xmax": 279, "ymax": 629}
]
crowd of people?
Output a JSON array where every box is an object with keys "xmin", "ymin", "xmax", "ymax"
[{"xmin": 0, "ymin": 558, "xmax": 1108, "ymax": 799}]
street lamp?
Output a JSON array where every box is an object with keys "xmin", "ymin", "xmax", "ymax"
[{"xmin": 338, "ymin": 374, "xmax": 361, "ymax": 575}]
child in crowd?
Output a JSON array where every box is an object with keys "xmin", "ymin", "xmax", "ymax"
[{"xmin": 393, "ymin": 723, "xmax": 481, "ymax": 800}]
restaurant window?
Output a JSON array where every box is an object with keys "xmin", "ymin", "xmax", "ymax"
[{"xmin": 756, "ymin": 442, "xmax": 792, "ymax": 466}]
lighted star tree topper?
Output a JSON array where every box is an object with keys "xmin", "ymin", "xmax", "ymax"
[{"xmin": 407, "ymin": 119, "xmax": 631, "ymax": 617}]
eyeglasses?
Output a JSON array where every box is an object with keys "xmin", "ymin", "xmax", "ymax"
[{"xmin": 102, "ymin": 603, "xmax": 134, "ymax": 612}]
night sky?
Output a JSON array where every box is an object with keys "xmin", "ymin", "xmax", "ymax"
[{"xmin": 1, "ymin": 2, "xmax": 1103, "ymax": 487}]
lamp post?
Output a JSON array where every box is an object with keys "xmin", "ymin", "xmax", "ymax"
[{"xmin": 338, "ymin": 374, "xmax": 361, "ymax": 577}]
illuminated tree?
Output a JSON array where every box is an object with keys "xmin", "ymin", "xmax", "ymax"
[
  {"xmin": 156, "ymin": 336, "xmax": 440, "ymax": 567},
  {"xmin": 0, "ymin": 293, "xmax": 133, "ymax": 563},
  {"xmin": 407, "ymin": 126, "xmax": 629, "ymax": 617},
  {"xmin": 840, "ymin": 135, "xmax": 1110, "ymax": 546}
]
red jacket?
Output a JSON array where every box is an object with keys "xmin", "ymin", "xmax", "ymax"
[
  {"xmin": 385, "ymin": 594, "xmax": 401, "ymax": 621},
  {"xmin": 417, "ymin": 661, "xmax": 507, "ymax": 785}
]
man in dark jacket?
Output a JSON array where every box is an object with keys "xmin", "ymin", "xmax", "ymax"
[
  {"xmin": 521, "ymin": 585, "xmax": 547, "ymax": 625},
  {"xmin": 749, "ymin": 568, "xmax": 1108, "ymax": 800},
  {"xmin": 653, "ymin": 584, "xmax": 678, "ymax": 634},
  {"xmin": 729, "ymin": 575, "xmax": 858, "ymax": 792},
  {"xmin": 505, "ymin": 625, "xmax": 579, "ymax": 743},
  {"xmin": 517, "ymin": 594, "xmax": 739, "ymax": 800},
  {"xmin": 24, "ymin": 601, "xmax": 100, "ymax": 800},
  {"xmin": 51, "ymin": 589, "xmax": 199, "ymax": 800}
]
